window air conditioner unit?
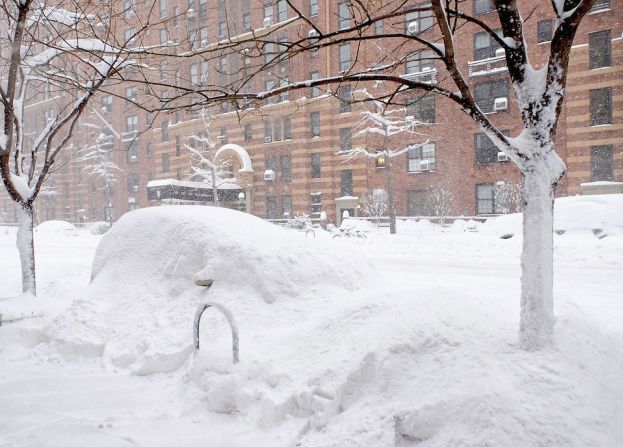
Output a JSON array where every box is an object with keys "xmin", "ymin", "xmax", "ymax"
[
  {"xmin": 264, "ymin": 169, "xmax": 275, "ymax": 181},
  {"xmin": 132, "ymin": 185, "xmax": 139, "ymax": 192},
  {"xmin": 419, "ymin": 160, "xmax": 430, "ymax": 171},
  {"xmin": 495, "ymin": 48, "xmax": 506, "ymax": 57},
  {"xmin": 263, "ymin": 17, "xmax": 273, "ymax": 27},
  {"xmin": 308, "ymin": 29, "xmax": 319, "ymax": 38},
  {"xmin": 264, "ymin": 136, "xmax": 272, "ymax": 143},
  {"xmin": 130, "ymin": 155, "xmax": 137, "ymax": 162},
  {"xmin": 494, "ymin": 97, "xmax": 508, "ymax": 112},
  {"xmin": 186, "ymin": 8, "xmax": 195, "ymax": 18},
  {"xmin": 407, "ymin": 21, "xmax": 418, "ymax": 35},
  {"xmin": 497, "ymin": 152, "xmax": 509, "ymax": 162}
]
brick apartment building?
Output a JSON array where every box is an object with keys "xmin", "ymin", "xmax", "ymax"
[{"xmin": 0, "ymin": 0, "xmax": 620, "ymax": 225}]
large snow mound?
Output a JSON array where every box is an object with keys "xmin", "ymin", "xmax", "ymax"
[
  {"xmin": 483, "ymin": 194, "xmax": 623, "ymax": 237},
  {"xmin": 45, "ymin": 206, "xmax": 376, "ymax": 373}
]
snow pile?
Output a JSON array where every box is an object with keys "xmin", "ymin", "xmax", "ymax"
[
  {"xmin": 483, "ymin": 194, "xmax": 623, "ymax": 238},
  {"xmin": 34, "ymin": 219, "xmax": 78, "ymax": 236},
  {"xmin": 44, "ymin": 206, "xmax": 376, "ymax": 374}
]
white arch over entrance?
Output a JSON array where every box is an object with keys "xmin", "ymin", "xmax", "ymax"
[{"xmin": 214, "ymin": 144, "xmax": 254, "ymax": 173}]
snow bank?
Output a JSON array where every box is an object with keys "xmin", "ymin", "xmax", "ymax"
[
  {"xmin": 483, "ymin": 194, "xmax": 623, "ymax": 238},
  {"xmin": 45, "ymin": 206, "xmax": 376, "ymax": 373},
  {"xmin": 34, "ymin": 220, "xmax": 78, "ymax": 236}
]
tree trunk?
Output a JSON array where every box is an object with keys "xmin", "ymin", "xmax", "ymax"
[
  {"xmin": 16, "ymin": 203, "xmax": 36, "ymax": 296},
  {"xmin": 211, "ymin": 167, "xmax": 219, "ymax": 207},
  {"xmin": 386, "ymin": 157, "xmax": 397, "ymax": 234},
  {"xmin": 518, "ymin": 161, "xmax": 561, "ymax": 350}
]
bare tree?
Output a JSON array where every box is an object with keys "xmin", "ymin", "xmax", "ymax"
[
  {"xmin": 339, "ymin": 96, "xmax": 429, "ymax": 234},
  {"xmin": 362, "ymin": 188, "xmax": 388, "ymax": 228},
  {"xmin": 185, "ymin": 109, "xmax": 240, "ymax": 207},
  {"xmin": 0, "ymin": 1, "xmax": 155, "ymax": 295},
  {"xmin": 170, "ymin": 0, "xmax": 593, "ymax": 350}
]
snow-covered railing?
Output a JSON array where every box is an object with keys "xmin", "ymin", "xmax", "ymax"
[
  {"xmin": 193, "ymin": 299, "xmax": 239, "ymax": 364},
  {"xmin": 467, "ymin": 55, "xmax": 508, "ymax": 77},
  {"xmin": 401, "ymin": 68, "xmax": 438, "ymax": 84}
]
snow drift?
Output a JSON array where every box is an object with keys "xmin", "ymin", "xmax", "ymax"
[{"xmin": 45, "ymin": 206, "xmax": 376, "ymax": 374}]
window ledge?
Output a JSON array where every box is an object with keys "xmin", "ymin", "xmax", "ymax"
[{"xmin": 407, "ymin": 170, "xmax": 436, "ymax": 174}]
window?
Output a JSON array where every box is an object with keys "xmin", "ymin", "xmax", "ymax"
[
  {"xmin": 405, "ymin": 3, "xmax": 433, "ymax": 32},
  {"xmin": 590, "ymin": 0, "xmax": 611, "ymax": 12},
  {"xmin": 266, "ymin": 196, "xmax": 277, "ymax": 219},
  {"xmin": 279, "ymin": 77, "xmax": 290, "ymax": 102},
  {"xmin": 162, "ymin": 153, "xmax": 170, "ymax": 173},
  {"xmin": 281, "ymin": 155, "xmax": 291, "ymax": 180},
  {"xmin": 264, "ymin": 42, "xmax": 274, "ymax": 65},
  {"xmin": 340, "ymin": 127, "xmax": 352, "ymax": 151},
  {"xmin": 284, "ymin": 117, "xmax": 292, "ymax": 140},
  {"xmin": 537, "ymin": 20, "xmax": 553, "ymax": 43},
  {"xmin": 340, "ymin": 170, "xmax": 353, "ymax": 196},
  {"xmin": 159, "ymin": 0, "xmax": 167, "ymax": 17},
  {"xmin": 311, "ymin": 153, "xmax": 321, "ymax": 178},
  {"xmin": 242, "ymin": 12, "xmax": 251, "ymax": 30},
  {"xmin": 265, "ymin": 156, "xmax": 276, "ymax": 171},
  {"xmin": 310, "ymin": 112, "xmax": 320, "ymax": 137},
  {"xmin": 310, "ymin": 192, "xmax": 322, "ymax": 215},
  {"xmin": 127, "ymin": 140, "xmax": 139, "ymax": 163},
  {"xmin": 199, "ymin": 27, "xmax": 208, "ymax": 46},
  {"xmin": 310, "ymin": 0, "xmax": 318, "ymax": 16},
  {"xmin": 244, "ymin": 124, "xmax": 253, "ymax": 141},
  {"xmin": 310, "ymin": 71, "xmax": 320, "ymax": 97},
  {"xmin": 218, "ymin": 56, "xmax": 228, "ymax": 74},
  {"xmin": 474, "ymin": 30, "xmax": 502, "ymax": 60},
  {"xmin": 407, "ymin": 142, "xmax": 436, "ymax": 172},
  {"xmin": 161, "ymin": 121, "xmax": 169, "ymax": 141},
  {"xmin": 375, "ymin": 20, "xmax": 384, "ymax": 35},
  {"xmin": 476, "ymin": 183, "xmax": 505, "ymax": 214},
  {"xmin": 264, "ymin": 120, "xmax": 272, "ymax": 141},
  {"xmin": 339, "ymin": 44, "xmax": 351, "ymax": 72},
  {"xmin": 589, "ymin": 30, "xmax": 611, "ymax": 69},
  {"xmin": 338, "ymin": 85, "xmax": 352, "ymax": 112},
  {"xmin": 475, "ymin": 79, "xmax": 509, "ymax": 113},
  {"xmin": 407, "ymin": 189, "xmax": 435, "ymax": 216},
  {"xmin": 264, "ymin": 2, "xmax": 273, "ymax": 20},
  {"xmin": 124, "ymin": 0, "xmax": 136, "ymax": 18},
  {"xmin": 406, "ymin": 50, "xmax": 435, "ymax": 74},
  {"xmin": 124, "ymin": 28, "xmax": 136, "ymax": 43},
  {"xmin": 278, "ymin": 0, "xmax": 287, "ymax": 21},
  {"xmin": 281, "ymin": 195, "xmax": 293, "ymax": 217},
  {"xmin": 127, "ymin": 173, "xmax": 139, "ymax": 192},
  {"xmin": 473, "ymin": 0, "xmax": 494, "ymax": 14},
  {"xmin": 265, "ymin": 79, "xmax": 275, "ymax": 105},
  {"xmin": 199, "ymin": 0, "xmax": 207, "ymax": 15},
  {"xmin": 591, "ymin": 145, "xmax": 613, "ymax": 181},
  {"xmin": 589, "ymin": 87, "xmax": 612, "ymax": 125},
  {"xmin": 407, "ymin": 95, "xmax": 435, "ymax": 123},
  {"xmin": 102, "ymin": 95, "xmax": 112, "ymax": 113},
  {"xmin": 126, "ymin": 115, "xmax": 138, "ymax": 133},
  {"xmin": 160, "ymin": 59, "xmax": 169, "ymax": 80},
  {"xmin": 159, "ymin": 29, "xmax": 168, "ymax": 45},
  {"xmin": 146, "ymin": 143, "xmax": 152, "ymax": 157},
  {"xmin": 219, "ymin": 128, "xmax": 228, "ymax": 144},
  {"xmin": 338, "ymin": 2, "xmax": 351, "ymax": 30},
  {"xmin": 274, "ymin": 118, "xmax": 282, "ymax": 141},
  {"xmin": 475, "ymin": 131, "xmax": 509, "ymax": 164},
  {"xmin": 219, "ymin": 20, "xmax": 227, "ymax": 38}
]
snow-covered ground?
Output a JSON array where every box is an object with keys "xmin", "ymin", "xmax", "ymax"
[{"xmin": 1, "ymin": 195, "xmax": 622, "ymax": 446}]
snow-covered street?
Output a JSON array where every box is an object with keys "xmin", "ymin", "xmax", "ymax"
[{"xmin": 1, "ymin": 196, "xmax": 622, "ymax": 446}]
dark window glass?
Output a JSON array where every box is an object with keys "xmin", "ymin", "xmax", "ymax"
[
  {"xmin": 161, "ymin": 121, "xmax": 169, "ymax": 142},
  {"xmin": 265, "ymin": 156, "xmax": 276, "ymax": 171},
  {"xmin": 589, "ymin": 87, "xmax": 612, "ymax": 125},
  {"xmin": 475, "ymin": 130, "xmax": 510, "ymax": 164},
  {"xmin": 162, "ymin": 153, "xmax": 170, "ymax": 173},
  {"xmin": 283, "ymin": 117, "xmax": 292, "ymax": 139},
  {"xmin": 474, "ymin": 79, "xmax": 509, "ymax": 113},
  {"xmin": 589, "ymin": 30, "xmax": 611, "ymax": 69},
  {"xmin": 310, "ymin": 112, "xmax": 320, "ymax": 137},
  {"xmin": 340, "ymin": 127, "xmax": 352, "ymax": 151},
  {"xmin": 338, "ymin": 2, "xmax": 350, "ymax": 30},
  {"xmin": 473, "ymin": 0, "xmax": 495, "ymax": 14},
  {"xmin": 474, "ymin": 30, "xmax": 502, "ymax": 60},
  {"xmin": 537, "ymin": 20, "xmax": 553, "ymax": 43},
  {"xmin": 309, "ymin": 0, "xmax": 318, "ymax": 16},
  {"xmin": 311, "ymin": 153, "xmax": 321, "ymax": 178},
  {"xmin": 476, "ymin": 183, "xmax": 494, "ymax": 214},
  {"xmin": 406, "ymin": 95, "xmax": 435, "ymax": 123},
  {"xmin": 281, "ymin": 195, "xmax": 293, "ymax": 217},
  {"xmin": 244, "ymin": 124, "xmax": 253, "ymax": 141},
  {"xmin": 340, "ymin": 170, "xmax": 353, "ymax": 196},
  {"xmin": 407, "ymin": 189, "xmax": 435, "ymax": 216},
  {"xmin": 310, "ymin": 192, "xmax": 322, "ymax": 215},
  {"xmin": 591, "ymin": 145, "xmax": 613, "ymax": 181},
  {"xmin": 281, "ymin": 155, "xmax": 292, "ymax": 180},
  {"xmin": 266, "ymin": 196, "xmax": 277, "ymax": 219},
  {"xmin": 274, "ymin": 118, "xmax": 282, "ymax": 141},
  {"xmin": 338, "ymin": 85, "xmax": 352, "ymax": 112}
]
